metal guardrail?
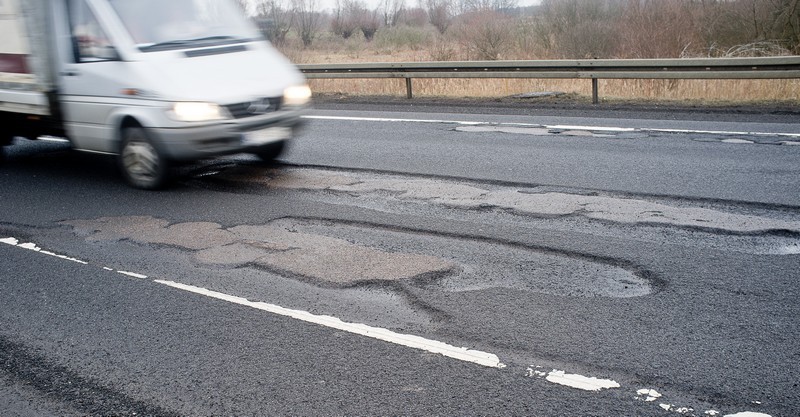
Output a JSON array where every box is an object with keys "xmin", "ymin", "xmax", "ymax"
[{"xmin": 298, "ymin": 56, "xmax": 800, "ymax": 104}]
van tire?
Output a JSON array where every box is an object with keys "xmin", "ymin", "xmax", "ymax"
[
  {"xmin": 118, "ymin": 126, "xmax": 169, "ymax": 190},
  {"xmin": 0, "ymin": 115, "xmax": 10, "ymax": 163},
  {"xmin": 252, "ymin": 140, "xmax": 287, "ymax": 162}
]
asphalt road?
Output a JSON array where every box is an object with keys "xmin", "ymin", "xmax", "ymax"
[{"xmin": 1, "ymin": 101, "xmax": 799, "ymax": 416}]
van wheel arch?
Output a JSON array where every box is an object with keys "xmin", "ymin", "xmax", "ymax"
[{"xmin": 117, "ymin": 120, "xmax": 170, "ymax": 190}]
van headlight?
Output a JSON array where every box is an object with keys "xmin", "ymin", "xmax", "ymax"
[
  {"xmin": 283, "ymin": 85, "xmax": 311, "ymax": 107},
  {"xmin": 168, "ymin": 102, "xmax": 226, "ymax": 122}
]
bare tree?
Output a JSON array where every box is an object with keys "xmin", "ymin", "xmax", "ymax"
[
  {"xmin": 331, "ymin": 0, "xmax": 383, "ymax": 41},
  {"xmin": 459, "ymin": 0, "xmax": 517, "ymax": 14},
  {"xmin": 767, "ymin": 0, "xmax": 800, "ymax": 53},
  {"xmin": 291, "ymin": 0, "xmax": 322, "ymax": 47},
  {"xmin": 360, "ymin": 7, "xmax": 382, "ymax": 41},
  {"xmin": 255, "ymin": 0, "xmax": 294, "ymax": 46},
  {"xmin": 381, "ymin": 0, "xmax": 406, "ymax": 27},
  {"xmin": 332, "ymin": 0, "xmax": 361, "ymax": 38},
  {"xmin": 424, "ymin": 0, "xmax": 453, "ymax": 34}
]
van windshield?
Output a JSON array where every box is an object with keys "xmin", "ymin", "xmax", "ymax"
[{"xmin": 107, "ymin": 0, "xmax": 261, "ymax": 51}]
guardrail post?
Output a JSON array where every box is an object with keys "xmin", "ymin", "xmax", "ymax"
[
  {"xmin": 592, "ymin": 78, "xmax": 599, "ymax": 104},
  {"xmin": 405, "ymin": 77, "xmax": 413, "ymax": 99}
]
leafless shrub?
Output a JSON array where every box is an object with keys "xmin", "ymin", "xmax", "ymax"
[
  {"xmin": 451, "ymin": 11, "xmax": 513, "ymax": 60},
  {"xmin": 534, "ymin": 0, "xmax": 619, "ymax": 58},
  {"xmin": 721, "ymin": 41, "xmax": 793, "ymax": 57},
  {"xmin": 375, "ymin": 25, "xmax": 437, "ymax": 51},
  {"xmin": 614, "ymin": 0, "xmax": 703, "ymax": 58},
  {"xmin": 428, "ymin": 35, "xmax": 459, "ymax": 60}
]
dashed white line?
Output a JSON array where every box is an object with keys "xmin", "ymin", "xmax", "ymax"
[
  {"xmin": 527, "ymin": 367, "xmax": 620, "ymax": 391},
  {"xmin": 545, "ymin": 370, "xmax": 620, "ymax": 391},
  {"xmin": 1, "ymin": 238, "xmax": 88, "ymax": 264},
  {"xmin": 0, "ymin": 235, "xmax": 776, "ymax": 417},
  {"xmin": 154, "ymin": 279, "xmax": 505, "ymax": 368},
  {"xmin": 118, "ymin": 271, "xmax": 148, "ymax": 279}
]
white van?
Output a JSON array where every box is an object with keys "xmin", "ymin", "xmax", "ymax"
[{"xmin": 0, "ymin": 0, "xmax": 310, "ymax": 189}]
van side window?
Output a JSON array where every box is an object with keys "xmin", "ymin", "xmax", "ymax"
[{"xmin": 69, "ymin": 0, "xmax": 115, "ymax": 62}]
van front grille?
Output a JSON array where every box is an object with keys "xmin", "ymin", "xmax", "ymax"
[{"xmin": 224, "ymin": 97, "xmax": 282, "ymax": 119}]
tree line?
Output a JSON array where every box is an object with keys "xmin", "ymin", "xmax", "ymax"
[{"xmin": 236, "ymin": 0, "xmax": 800, "ymax": 58}]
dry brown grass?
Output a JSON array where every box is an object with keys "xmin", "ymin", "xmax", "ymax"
[
  {"xmin": 308, "ymin": 76, "xmax": 800, "ymax": 104},
  {"xmin": 291, "ymin": 40, "xmax": 799, "ymax": 104}
]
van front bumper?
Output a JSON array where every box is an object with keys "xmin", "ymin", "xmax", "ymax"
[{"xmin": 149, "ymin": 110, "xmax": 307, "ymax": 161}]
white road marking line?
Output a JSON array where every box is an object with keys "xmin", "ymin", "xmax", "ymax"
[
  {"xmin": 118, "ymin": 271, "xmax": 148, "ymax": 279},
  {"xmin": 548, "ymin": 124, "xmax": 635, "ymax": 133},
  {"xmin": 0, "ymin": 237, "xmax": 20, "ymax": 245},
  {"xmin": 154, "ymin": 279, "xmax": 505, "ymax": 368},
  {"xmin": 1, "ymin": 238, "xmax": 88, "ymax": 264},
  {"xmin": 530, "ymin": 368, "xmax": 620, "ymax": 391},
  {"xmin": 651, "ymin": 128, "xmax": 800, "ymax": 138},
  {"xmin": 303, "ymin": 115, "xmax": 800, "ymax": 138},
  {"xmin": 303, "ymin": 115, "xmax": 487, "ymax": 125},
  {"xmin": 636, "ymin": 388, "xmax": 662, "ymax": 402},
  {"xmin": 0, "ymin": 236, "xmax": 776, "ymax": 416}
]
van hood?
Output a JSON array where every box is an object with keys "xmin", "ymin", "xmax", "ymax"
[{"xmin": 136, "ymin": 42, "xmax": 305, "ymax": 104}]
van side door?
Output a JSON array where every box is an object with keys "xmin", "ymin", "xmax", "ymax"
[{"xmin": 56, "ymin": 0, "xmax": 130, "ymax": 153}]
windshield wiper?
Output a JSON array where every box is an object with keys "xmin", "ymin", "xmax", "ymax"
[{"xmin": 140, "ymin": 36, "xmax": 255, "ymax": 52}]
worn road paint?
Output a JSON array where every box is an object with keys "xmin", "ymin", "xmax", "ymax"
[
  {"xmin": 118, "ymin": 271, "xmax": 148, "ymax": 279},
  {"xmin": 1, "ymin": 237, "xmax": 88, "ymax": 264},
  {"xmin": 543, "ymin": 369, "xmax": 620, "ymax": 391},
  {"xmin": 303, "ymin": 115, "xmax": 487, "ymax": 126},
  {"xmin": 154, "ymin": 279, "xmax": 505, "ymax": 368},
  {"xmin": 527, "ymin": 367, "xmax": 620, "ymax": 392},
  {"xmin": 0, "ymin": 237, "xmax": 777, "ymax": 416},
  {"xmin": 636, "ymin": 388, "xmax": 662, "ymax": 402},
  {"xmin": 303, "ymin": 115, "xmax": 800, "ymax": 139}
]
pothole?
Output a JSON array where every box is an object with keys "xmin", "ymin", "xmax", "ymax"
[
  {"xmin": 233, "ymin": 167, "xmax": 800, "ymax": 235},
  {"xmin": 62, "ymin": 216, "xmax": 655, "ymax": 297},
  {"xmin": 721, "ymin": 138, "xmax": 755, "ymax": 144},
  {"xmin": 452, "ymin": 125, "xmax": 642, "ymax": 139}
]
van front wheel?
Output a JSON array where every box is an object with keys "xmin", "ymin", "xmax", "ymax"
[
  {"xmin": 252, "ymin": 140, "xmax": 287, "ymax": 162},
  {"xmin": 118, "ymin": 126, "xmax": 169, "ymax": 190}
]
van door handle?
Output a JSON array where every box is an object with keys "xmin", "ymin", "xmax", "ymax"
[{"xmin": 60, "ymin": 70, "xmax": 81, "ymax": 77}]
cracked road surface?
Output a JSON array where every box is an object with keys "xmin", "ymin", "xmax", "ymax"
[{"xmin": 1, "ymin": 105, "xmax": 799, "ymax": 416}]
